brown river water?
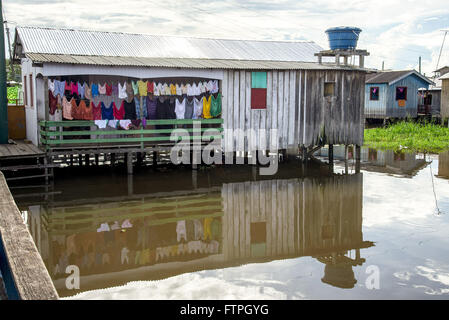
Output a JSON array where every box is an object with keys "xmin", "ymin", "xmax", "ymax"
[{"xmin": 10, "ymin": 147, "xmax": 449, "ymax": 299}]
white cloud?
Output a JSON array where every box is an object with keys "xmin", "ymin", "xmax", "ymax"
[{"xmin": 3, "ymin": 0, "xmax": 449, "ymax": 73}]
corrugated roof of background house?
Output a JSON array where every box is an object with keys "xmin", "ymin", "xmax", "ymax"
[
  {"xmin": 14, "ymin": 26, "xmax": 324, "ymax": 62},
  {"xmin": 365, "ymin": 70, "xmax": 434, "ymax": 85}
]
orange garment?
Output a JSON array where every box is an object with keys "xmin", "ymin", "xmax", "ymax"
[
  {"xmin": 70, "ymin": 98, "xmax": 82, "ymax": 120},
  {"xmin": 79, "ymin": 100, "xmax": 93, "ymax": 120},
  {"xmin": 62, "ymin": 96, "xmax": 73, "ymax": 120}
]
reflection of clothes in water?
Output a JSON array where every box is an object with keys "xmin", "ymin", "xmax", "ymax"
[
  {"xmin": 95, "ymin": 252, "xmax": 102, "ymax": 266},
  {"xmin": 59, "ymin": 254, "xmax": 69, "ymax": 272},
  {"xmin": 203, "ymin": 218, "xmax": 213, "ymax": 241},
  {"xmin": 176, "ymin": 220, "xmax": 187, "ymax": 242},
  {"xmin": 134, "ymin": 250, "xmax": 141, "ymax": 265},
  {"xmin": 140, "ymin": 249, "xmax": 150, "ymax": 265},
  {"xmin": 66, "ymin": 234, "xmax": 77, "ymax": 256},
  {"xmin": 193, "ymin": 220, "xmax": 203, "ymax": 240},
  {"xmin": 102, "ymin": 253, "xmax": 110, "ymax": 265},
  {"xmin": 170, "ymin": 245, "xmax": 178, "ymax": 257},
  {"xmin": 211, "ymin": 219, "xmax": 221, "ymax": 240},
  {"xmin": 121, "ymin": 247, "xmax": 130, "ymax": 264},
  {"xmin": 87, "ymin": 252, "xmax": 95, "ymax": 268},
  {"xmin": 187, "ymin": 240, "xmax": 202, "ymax": 254},
  {"xmin": 186, "ymin": 220, "xmax": 195, "ymax": 241},
  {"xmin": 156, "ymin": 247, "xmax": 170, "ymax": 261},
  {"xmin": 177, "ymin": 243, "xmax": 187, "ymax": 255}
]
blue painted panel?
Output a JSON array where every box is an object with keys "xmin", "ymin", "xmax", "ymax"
[
  {"xmin": 387, "ymin": 75, "xmax": 430, "ymax": 118},
  {"xmin": 364, "ymin": 83, "xmax": 387, "ymax": 118}
]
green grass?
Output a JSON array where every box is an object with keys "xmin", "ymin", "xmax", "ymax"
[{"xmin": 364, "ymin": 121, "xmax": 449, "ymax": 154}]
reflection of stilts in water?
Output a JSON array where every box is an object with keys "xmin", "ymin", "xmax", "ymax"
[{"xmin": 429, "ymin": 161, "xmax": 442, "ymax": 215}]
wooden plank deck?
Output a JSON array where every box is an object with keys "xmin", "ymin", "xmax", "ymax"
[
  {"xmin": 0, "ymin": 172, "xmax": 58, "ymax": 300},
  {"xmin": 0, "ymin": 141, "xmax": 44, "ymax": 160}
]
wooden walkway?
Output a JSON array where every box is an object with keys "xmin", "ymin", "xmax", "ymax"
[
  {"xmin": 0, "ymin": 141, "xmax": 44, "ymax": 160},
  {"xmin": 0, "ymin": 141, "xmax": 53, "ymax": 182},
  {"xmin": 0, "ymin": 172, "xmax": 58, "ymax": 299}
]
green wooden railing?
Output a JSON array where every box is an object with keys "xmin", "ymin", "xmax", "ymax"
[{"xmin": 39, "ymin": 119, "xmax": 223, "ymax": 149}]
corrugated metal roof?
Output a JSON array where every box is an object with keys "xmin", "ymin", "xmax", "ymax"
[
  {"xmin": 366, "ymin": 70, "xmax": 433, "ymax": 85},
  {"xmin": 24, "ymin": 53, "xmax": 363, "ymax": 70},
  {"xmin": 439, "ymin": 73, "xmax": 449, "ymax": 80},
  {"xmin": 16, "ymin": 26, "xmax": 323, "ymax": 62}
]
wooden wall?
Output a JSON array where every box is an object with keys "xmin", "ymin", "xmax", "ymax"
[
  {"xmin": 221, "ymin": 174, "xmax": 364, "ymax": 260},
  {"xmin": 442, "ymin": 79, "xmax": 449, "ymax": 119},
  {"xmin": 221, "ymin": 69, "xmax": 365, "ymax": 152},
  {"xmin": 364, "ymin": 83, "xmax": 388, "ymax": 119}
]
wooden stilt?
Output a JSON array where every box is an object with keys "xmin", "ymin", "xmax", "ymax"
[
  {"xmin": 328, "ymin": 144, "xmax": 334, "ymax": 172},
  {"xmin": 355, "ymin": 145, "xmax": 361, "ymax": 173},
  {"xmin": 344, "ymin": 145, "xmax": 349, "ymax": 174},
  {"xmin": 153, "ymin": 151, "xmax": 158, "ymax": 167},
  {"xmin": 127, "ymin": 152, "xmax": 133, "ymax": 175}
]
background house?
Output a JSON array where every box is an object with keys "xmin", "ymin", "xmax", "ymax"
[
  {"xmin": 440, "ymin": 73, "xmax": 449, "ymax": 120},
  {"xmin": 364, "ymin": 70, "xmax": 433, "ymax": 120}
]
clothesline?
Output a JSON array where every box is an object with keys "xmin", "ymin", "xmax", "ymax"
[
  {"xmin": 49, "ymin": 92, "xmax": 222, "ymax": 122},
  {"xmin": 48, "ymin": 79, "xmax": 220, "ymax": 100}
]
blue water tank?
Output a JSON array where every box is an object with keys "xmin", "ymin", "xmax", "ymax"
[{"xmin": 325, "ymin": 27, "xmax": 362, "ymax": 50}]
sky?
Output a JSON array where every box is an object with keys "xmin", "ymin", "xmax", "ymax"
[{"xmin": 3, "ymin": 0, "xmax": 449, "ymax": 76}]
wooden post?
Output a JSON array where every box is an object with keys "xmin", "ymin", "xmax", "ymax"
[
  {"xmin": 127, "ymin": 174, "xmax": 133, "ymax": 196},
  {"xmin": 192, "ymin": 170, "xmax": 198, "ymax": 189},
  {"xmin": 344, "ymin": 145, "xmax": 349, "ymax": 174},
  {"xmin": 355, "ymin": 145, "xmax": 361, "ymax": 173},
  {"xmin": 111, "ymin": 153, "xmax": 115, "ymax": 167},
  {"xmin": 127, "ymin": 152, "xmax": 133, "ymax": 175},
  {"xmin": 153, "ymin": 151, "xmax": 158, "ymax": 167},
  {"xmin": 78, "ymin": 154, "xmax": 82, "ymax": 166},
  {"xmin": 95, "ymin": 154, "xmax": 99, "ymax": 166},
  {"xmin": 302, "ymin": 146, "xmax": 308, "ymax": 163},
  {"xmin": 328, "ymin": 144, "xmax": 334, "ymax": 171},
  {"xmin": 85, "ymin": 154, "xmax": 89, "ymax": 166}
]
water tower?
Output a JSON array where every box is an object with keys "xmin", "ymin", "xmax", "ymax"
[{"xmin": 315, "ymin": 26, "xmax": 369, "ymax": 67}]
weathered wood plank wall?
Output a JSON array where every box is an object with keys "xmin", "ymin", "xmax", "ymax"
[{"xmin": 222, "ymin": 69, "xmax": 366, "ymax": 152}]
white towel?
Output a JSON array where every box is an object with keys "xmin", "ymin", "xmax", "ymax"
[
  {"xmin": 108, "ymin": 120, "xmax": 119, "ymax": 129},
  {"xmin": 119, "ymin": 120, "xmax": 132, "ymax": 130},
  {"xmin": 94, "ymin": 120, "xmax": 108, "ymax": 129}
]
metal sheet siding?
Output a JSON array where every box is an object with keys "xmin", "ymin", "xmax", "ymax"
[
  {"xmin": 386, "ymin": 76, "xmax": 429, "ymax": 118},
  {"xmin": 17, "ymin": 26, "xmax": 323, "ymax": 62},
  {"xmin": 364, "ymin": 83, "xmax": 387, "ymax": 118}
]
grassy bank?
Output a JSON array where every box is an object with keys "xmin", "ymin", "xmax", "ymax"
[{"xmin": 364, "ymin": 121, "xmax": 449, "ymax": 154}]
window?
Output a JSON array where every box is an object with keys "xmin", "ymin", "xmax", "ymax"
[
  {"xmin": 251, "ymin": 72, "xmax": 267, "ymax": 109},
  {"xmin": 324, "ymin": 82, "xmax": 335, "ymax": 97},
  {"xmin": 23, "ymin": 75, "xmax": 28, "ymax": 106},
  {"xmin": 29, "ymin": 74, "xmax": 34, "ymax": 108},
  {"xmin": 370, "ymin": 87, "xmax": 379, "ymax": 100},
  {"xmin": 396, "ymin": 86, "xmax": 407, "ymax": 100}
]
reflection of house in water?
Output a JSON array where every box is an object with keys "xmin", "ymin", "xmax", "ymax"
[
  {"xmin": 316, "ymin": 145, "xmax": 429, "ymax": 177},
  {"xmin": 22, "ymin": 168, "xmax": 372, "ymax": 296},
  {"xmin": 438, "ymin": 151, "xmax": 449, "ymax": 179}
]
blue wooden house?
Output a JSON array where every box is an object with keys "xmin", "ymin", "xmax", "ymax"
[{"xmin": 364, "ymin": 70, "xmax": 433, "ymax": 119}]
